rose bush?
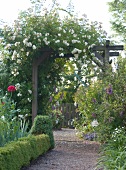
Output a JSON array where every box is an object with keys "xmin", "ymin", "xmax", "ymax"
[{"xmin": 0, "ymin": 0, "xmax": 107, "ymax": 124}]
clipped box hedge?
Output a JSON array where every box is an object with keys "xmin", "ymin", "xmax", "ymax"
[
  {"xmin": 30, "ymin": 115, "xmax": 55, "ymax": 149},
  {"xmin": 0, "ymin": 134, "xmax": 51, "ymax": 170}
]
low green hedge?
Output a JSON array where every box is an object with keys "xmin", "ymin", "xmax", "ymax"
[
  {"xmin": 0, "ymin": 134, "xmax": 51, "ymax": 170},
  {"xmin": 30, "ymin": 115, "xmax": 55, "ymax": 149}
]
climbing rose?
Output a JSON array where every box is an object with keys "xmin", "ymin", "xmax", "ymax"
[{"xmin": 7, "ymin": 85, "xmax": 16, "ymax": 92}]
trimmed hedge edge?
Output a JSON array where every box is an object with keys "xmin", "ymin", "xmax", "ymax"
[{"xmin": 0, "ymin": 134, "xmax": 51, "ymax": 170}]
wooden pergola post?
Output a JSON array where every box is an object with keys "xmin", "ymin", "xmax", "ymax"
[
  {"xmin": 92, "ymin": 40, "xmax": 124, "ymax": 71},
  {"xmin": 32, "ymin": 48, "xmax": 52, "ymax": 123}
]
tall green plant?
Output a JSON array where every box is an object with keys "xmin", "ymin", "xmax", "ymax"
[{"xmin": 0, "ymin": 90, "xmax": 29, "ymax": 147}]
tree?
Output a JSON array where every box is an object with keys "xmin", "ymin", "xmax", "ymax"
[{"xmin": 108, "ymin": 0, "xmax": 126, "ymax": 42}]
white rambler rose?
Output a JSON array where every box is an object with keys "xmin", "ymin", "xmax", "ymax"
[
  {"xmin": 17, "ymin": 93, "xmax": 22, "ymax": 97},
  {"xmin": 77, "ymin": 49, "xmax": 81, "ymax": 54},
  {"xmin": 38, "ymin": 39, "xmax": 41, "ymax": 42},
  {"xmin": 15, "ymin": 42, "xmax": 20, "ymax": 46},
  {"xmin": 58, "ymin": 33, "xmax": 61, "ymax": 36},
  {"xmin": 17, "ymin": 53, "xmax": 20, "ymax": 58},
  {"xmin": 12, "ymin": 55, "xmax": 16, "ymax": 60},
  {"xmin": 11, "ymin": 36, "xmax": 16, "ymax": 40},
  {"xmin": 23, "ymin": 38, "xmax": 28, "ymax": 44},
  {"xmin": 5, "ymin": 44, "xmax": 11, "ymax": 49},
  {"xmin": 74, "ymin": 54, "xmax": 79, "ymax": 59},
  {"xmin": 28, "ymin": 90, "xmax": 32, "ymax": 94},
  {"xmin": 63, "ymin": 30, "xmax": 66, "ymax": 33},
  {"xmin": 72, "ymin": 48, "xmax": 77, "ymax": 54},
  {"xmin": 1, "ymin": 116, "xmax": 5, "ymax": 120},
  {"xmin": 13, "ymin": 50, "xmax": 17, "ymax": 56},
  {"xmin": 26, "ymin": 52, "xmax": 29, "ymax": 56},
  {"xmin": 84, "ymin": 42, "xmax": 88, "ymax": 46},
  {"xmin": 27, "ymin": 98, "xmax": 31, "ymax": 102},
  {"xmin": 59, "ymin": 48, "xmax": 63, "ymax": 51},
  {"xmin": 72, "ymin": 48, "xmax": 82, "ymax": 54},
  {"xmin": 59, "ymin": 53, "xmax": 64, "ymax": 57},
  {"xmin": 72, "ymin": 40, "xmax": 80, "ymax": 44},
  {"xmin": 17, "ymin": 59, "xmax": 21, "ymax": 64},
  {"xmin": 88, "ymin": 35, "xmax": 91, "ymax": 39},
  {"xmin": 45, "ymin": 33, "xmax": 49, "ymax": 36},
  {"xmin": 27, "ymin": 42, "xmax": 32, "ymax": 47},
  {"xmin": 45, "ymin": 41, "xmax": 50, "ymax": 45},
  {"xmin": 74, "ymin": 77, "xmax": 77, "ymax": 81},
  {"xmin": 32, "ymin": 45, "xmax": 37, "ymax": 50},
  {"xmin": 70, "ymin": 29, "xmax": 74, "ymax": 34},
  {"xmin": 73, "ymin": 34, "xmax": 77, "ymax": 37},
  {"xmin": 58, "ymin": 27, "xmax": 62, "ymax": 31},
  {"xmin": 63, "ymin": 40, "xmax": 69, "ymax": 46},
  {"xmin": 15, "ymin": 83, "xmax": 21, "ymax": 89},
  {"xmin": 55, "ymin": 40, "xmax": 60, "ymax": 43},
  {"xmin": 47, "ymin": 75, "xmax": 50, "ymax": 78}
]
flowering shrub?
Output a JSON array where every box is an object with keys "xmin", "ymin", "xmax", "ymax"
[
  {"xmin": 0, "ymin": 1, "xmax": 107, "ymax": 121},
  {"xmin": 74, "ymin": 57, "xmax": 126, "ymax": 142}
]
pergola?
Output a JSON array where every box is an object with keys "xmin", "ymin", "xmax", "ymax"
[{"xmin": 32, "ymin": 40, "xmax": 124, "ymax": 123}]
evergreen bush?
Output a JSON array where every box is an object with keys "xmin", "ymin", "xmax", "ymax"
[{"xmin": 30, "ymin": 115, "xmax": 55, "ymax": 149}]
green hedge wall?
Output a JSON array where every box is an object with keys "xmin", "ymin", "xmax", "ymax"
[{"xmin": 0, "ymin": 134, "xmax": 51, "ymax": 170}]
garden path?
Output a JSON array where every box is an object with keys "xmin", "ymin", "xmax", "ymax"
[{"xmin": 21, "ymin": 128, "xmax": 101, "ymax": 170}]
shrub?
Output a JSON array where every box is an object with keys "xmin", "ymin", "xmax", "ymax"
[
  {"xmin": 0, "ymin": 134, "xmax": 50, "ymax": 170},
  {"xmin": 74, "ymin": 57, "xmax": 126, "ymax": 142},
  {"xmin": 30, "ymin": 115, "xmax": 55, "ymax": 149}
]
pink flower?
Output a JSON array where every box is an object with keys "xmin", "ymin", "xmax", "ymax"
[{"xmin": 7, "ymin": 85, "xmax": 16, "ymax": 92}]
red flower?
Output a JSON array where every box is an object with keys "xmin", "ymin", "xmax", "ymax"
[{"xmin": 7, "ymin": 85, "xmax": 16, "ymax": 92}]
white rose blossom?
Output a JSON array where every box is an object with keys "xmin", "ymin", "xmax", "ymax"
[
  {"xmin": 32, "ymin": 45, "xmax": 37, "ymax": 50},
  {"xmin": 15, "ymin": 83, "xmax": 21, "ymax": 90},
  {"xmin": 28, "ymin": 90, "xmax": 32, "ymax": 94},
  {"xmin": 26, "ymin": 52, "xmax": 29, "ymax": 56},
  {"xmin": 55, "ymin": 40, "xmax": 60, "ymax": 43},
  {"xmin": 17, "ymin": 93, "xmax": 22, "ymax": 97},
  {"xmin": 59, "ymin": 53, "xmax": 64, "ymax": 57},
  {"xmin": 72, "ymin": 40, "xmax": 80, "ymax": 44},
  {"xmin": 17, "ymin": 59, "xmax": 21, "ymax": 64},
  {"xmin": 15, "ymin": 42, "xmax": 20, "ymax": 46},
  {"xmin": 27, "ymin": 98, "xmax": 31, "ymax": 102}
]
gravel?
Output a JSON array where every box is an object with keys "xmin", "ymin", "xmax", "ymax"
[{"xmin": 21, "ymin": 128, "xmax": 101, "ymax": 170}]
